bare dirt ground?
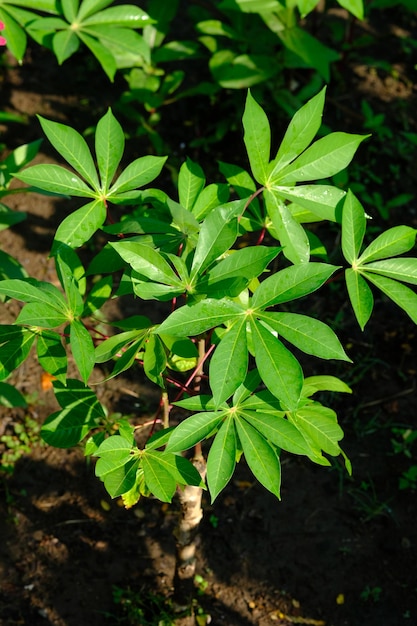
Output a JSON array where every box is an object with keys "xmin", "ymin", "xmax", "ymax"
[{"xmin": 1, "ymin": 7, "xmax": 417, "ymax": 626}]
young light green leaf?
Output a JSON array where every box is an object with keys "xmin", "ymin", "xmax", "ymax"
[
  {"xmin": 207, "ymin": 416, "xmax": 237, "ymax": 502},
  {"xmin": 109, "ymin": 155, "xmax": 167, "ymax": 195},
  {"xmin": 268, "ymin": 87, "xmax": 326, "ymax": 180},
  {"xmin": 210, "ymin": 318, "xmax": 248, "ymax": 407},
  {"xmin": 358, "ymin": 226, "xmax": 417, "ymax": 264},
  {"xmin": 337, "ymin": 0, "xmax": 364, "ymax": 20},
  {"xmin": 345, "ymin": 268, "xmax": 374, "ymax": 330},
  {"xmin": 166, "ymin": 411, "xmax": 225, "ymax": 453},
  {"xmin": 274, "ymin": 133, "xmax": 369, "ymax": 184},
  {"xmin": 37, "ymin": 116, "xmax": 100, "ymax": 190},
  {"xmin": 252, "ymin": 263, "xmax": 338, "ymax": 310},
  {"xmin": 243, "ymin": 90, "xmax": 271, "ymax": 185},
  {"xmin": 191, "ymin": 206, "xmax": 238, "ymax": 278},
  {"xmin": 94, "ymin": 330, "xmax": 145, "ymax": 363},
  {"xmin": 235, "ymin": 417, "xmax": 281, "ymax": 498},
  {"xmin": 53, "ymin": 199, "xmax": 107, "ymax": 250},
  {"xmin": 260, "ymin": 312, "xmax": 351, "ymax": 361},
  {"xmin": 178, "ymin": 157, "xmax": 205, "ymax": 211},
  {"xmin": 37, "ymin": 332, "xmax": 67, "ymax": 384},
  {"xmin": 341, "ymin": 190, "xmax": 366, "ymax": 264},
  {"xmin": 101, "ymin": 337, "xmax": 146, "ymax": 381},
  {"xmin": 95, "ymin": 108, "xmax": 125, "ymax": 190},
  {"xmin": 265, "ymin": 190, "xmax": 310, "ymax": 264},
  {"xmin": 251, "ymin": 320, "xmax": 303, "ymax": 411},
  {"xmin": 155, "ymin": 298, "xmax": 244, "ymax": 337},
  {"xmin": 363, "ymin": 272, "xmax": 417, "ymax": 324},
  {"xmin": 81, "ymin": 5, "xmax": 153, "ymax": 26},
  {"xmin": 70, "ymin": 320, "xmax": 95, "ymax": 383},
  {"xmin": 15, "ymin": 164, "xmax": 96, "ymax": 197}
]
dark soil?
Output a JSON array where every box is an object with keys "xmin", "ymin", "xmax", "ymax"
[{"xmin": 1, "ymin": 6, "xmax": 417, "ymax": 626}]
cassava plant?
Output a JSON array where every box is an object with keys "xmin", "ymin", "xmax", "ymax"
[{"xmin": 1, "ymin": 87, "xmax": 417, "ymax": 611}]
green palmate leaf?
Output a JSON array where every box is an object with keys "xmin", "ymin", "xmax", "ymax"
[
  {"xmin": 14, "ymin": 163, "xmax": 95, "ymax": 197},
  {"xmin": 210, "ymin": 318, "xmax": 248, "ymax": 407},
  {"xmin": 41, "ymin": 379, "xmax": 105, "ymax": 448},
  {"xmin": 62, "ymin": 0, "xmax": 78, "ymax": 21},
  {"xmin": 53, "ymin": 199, "xmax": 107, "ymax": 250},
  {"xmin": 109, "ymin": 155, "xmax": 167, "ymax": 195},
  {"xmin": 83, "ymin": 275, "xmax": 113, "ymax": 317},
  {"xmin": 77, "ymin": 30, "xmax": 117, "ymax": 81},
  {"xmin": 37, "ymin": 332, "xmax": 67, "ymax": 384},
  {"xmin": 191, "ymin": 206, "xmax": 239, "ymax": 278},
  {"xmin": 0, "ymin": 382, "xmax": 27, "ymax": 408},
  {"xmin": 77, "ymin": 0, "xmax": 114, "ymax": 21},
  {"xmin": 166, "ymin": 411, "xmax": 225, "ymax": 453},
  {"xmin": 94, "ymin": 329, "xmax": 145, "ymax": 363},
  {"xmin": 219, "ymin": 0, "xmax": 281, "ymax": 10},
  {"xmin": 110, "ymin": 241, "xmax": 181, "ymax": 286},
  {"xmin": 173, "ymin": 395, "xmax": 217, "ymax": 411},
  {"xmin": 302, "ymin": 375, "xmax": 352, "ymax": 397},
  {"xmin": 141, "ymin": 450, "xmax": 177, "ymax": 502},
  {"xmin": 363, "ymin": 272, "xmax": 417, "ymax": 324},
  {"xmin": 144, "ymin": 451, "xmax": 204, "ymax": 490},
  {"xmin": 37, "ymin": 116, "xmax": 99, "ymax": 190},
  {"xmin": 82, "ymin": 5, "xmax": 153, "ymax": 26},
  {"xmin": 83, "ymin": 24, "xmax": 151, "ymax": 67},
  {"xmin": 251, "ymin": 320, "xmax": 303, "ymax": 411},
  {"xmin": 70, "ymin": 320, "xmax": 95, "ymax": 383},
  {"xmin": 243, "ymin": 90, "xmax": 271, "ymax": 185},
  {"xmin": 16, "ymin": 302, "xmax": 69, "ymax": 327},
  {"xmin": 0, "ymin": 278, "xmax": 67, "ymax": 309},
  {"xmin": 297, "ymin": 0, "xmax": 321, "ymax": 17},
  {"xmin": 277, "ymin": 26, "xmax": 339, "ymax": 82},
  {"xmin": 178, "ymin": 157, "xmax": 205, "ymax": 211},
  {"xmin": 209, "ymin": 50, "xmax": 277, "ymax": 89},
  {"xmin": 101, "ymin": 458, "xmax": 139, "ymax": 498},
  {"xmin": 235, "ymin": 417, "xmax": 281, "ymax": 498},
  {"xmin": 337, "ymin": 0, "xmax": 364, "ymax": 20},
  {"xmin": 358, "ymin": 226, "xmax": 417, "ymax": 264},
  {"xmin": 143, "ymin": 334, "xmax": 166, "ymax": 387},
  {"xmin": 363, "ymin": 258, "xmax": 417, "ymax": 285},
  {"xmin": 260, "ymin": 312, "xmax": 351, "ymax": 361},
  {"xmin": 252, "ymin": 262, "xmax": 338, "ymax": 310},
  {"xmin": 268, "ymin": 87, "xmax": 326, "ymax": 180},
  {"xmin": 0, "ymin": 329, "xmax": 36, "ymax": 381},
  {"xmin": 95, "ymin": 108, "xmax": 125, "ymax": 190},
  {"xmin": 272, "ymin": 185, "xmax": 346, "ymax": 223},
  {"xmin": 207, "ymin": 416, "xmax": 237, "ymax": 501},
  {"xmin": 345, "ymin": 268, "xmax": 374, "ymax": 330},
  {"xmin": 206, "ymin": 246, "xmax": 281, "ymax": 286},
  {"xmin": 265, "ymin": 190, "xmax": 310, "ymax": 264},
  {"xmin": 102, "ymin": 336, "xmax": 146, "ymax": 381},
  {"xmin": 292, "ymin": 405, "xmax": 344, "ymax": 456},
  {"xmin": 0, "ymin": 9, "xmax": 27, "ymax": 62},
  {"xmin": 241, "ymin": 410, "xmax": 314, "ymax": 456},
  {"xmin": 192, "ymin": 183, "xmax": 230, "ymax": 220},
  {"xmin": 274, "ymin": 132, "xmax": 369, "ymax": 184},
  {"xmin": 95, "ymin": 435, "xmax": 134, "ymax": 472},
  {"xmin": 55, "ymin": 246, "xmax": 85, "ymax": 316},
  {"xmin": 51, "ymin": 30, "xmax": 81, "ymax": 64},
  {"xmin": 341, "ymin": 190, "xmax": 366, "ymax": 264},
  {"xmin": 155, "ymin": 298, "xmax": 244, "ymax": 337}
]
